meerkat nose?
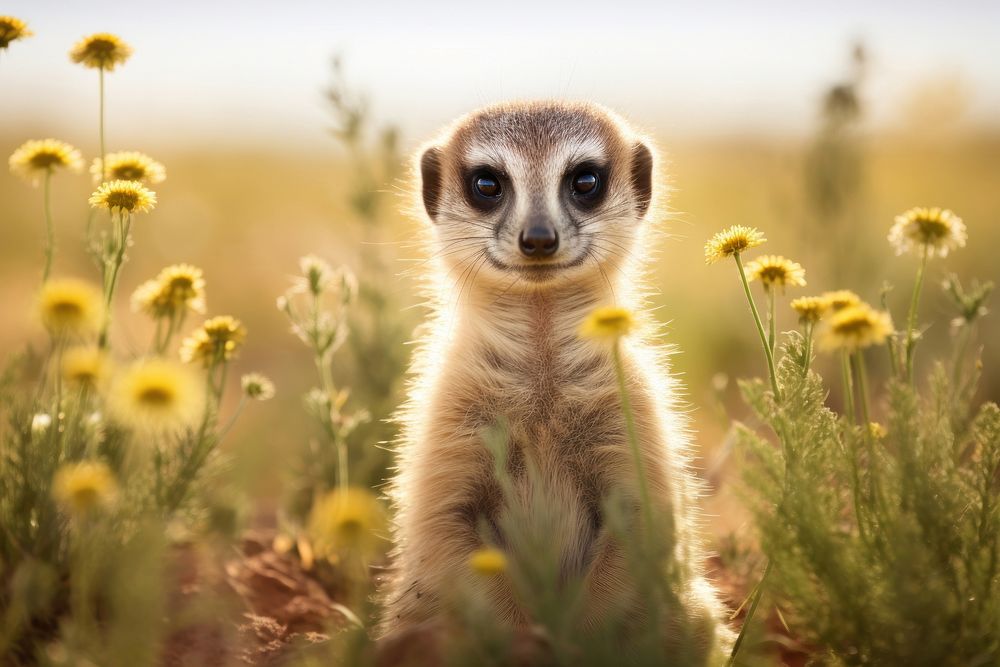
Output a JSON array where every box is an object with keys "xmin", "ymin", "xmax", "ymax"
[{"xmin": 518, "ymin": 225, "xmax": 559, "ymax": 258}]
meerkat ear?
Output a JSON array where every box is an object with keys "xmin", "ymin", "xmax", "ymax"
[
  {"xmin": 630, "ymin": 141, "xmax": 654, "ymax": 217},
  {"xmin": 420, "ymin": 146, "xmax": 443, "ymax": 222}
]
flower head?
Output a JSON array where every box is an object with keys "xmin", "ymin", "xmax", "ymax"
[
  {"xmin": 888, "ymin": 207, "xmax": 966, "ymax": 258},
  {"xmin": 819, "ymin": 304, "xmax": 894, "ymax": 352},
  {"xmin": 37, "ymin": 278, "xmax": 104, "ymax": 338},
  {"xmin": 746, "ymin": 255, "xmax": 806, "ymax": 291},
  {"xmin": 469, "ymin": 547, "xmax": 508, "ymax": 577},
  {"xmin": 579, "ymin": 306, "xmax": 635, "ymax": 341},
  {"xmin": 821, "ymin": 290, "xmax": 862, "ymax": 312},
  {"xmin": 69, "ymin": 33, "xmax": 132, "ymax": 70},
  {"xmin": 241, "ymin": 373, "xmax": 275, "ymax": 401},
  {"xmin": 704, "ymin": 225, "xmax": 766, "ymax": 264},
  {"xmin": 9, "ymin": 139, "xmax": 83, "ymax": 184},
  {"xmin": 790, "ymin": 296, "xmax": 829, "ymax": 325},
  {"xmin": 131, "ymin": 264, "xmax": 206, "ymax": 319},
  {"xmin": 298, "ymin": 255, "xmax": 337, "ymax": 296},
  {"xmin": 92, "ymin": 151, "xmax": 165, "ymax": 184},
  {"xmin": 108, "ymin": 358, "xmax": 204, "ymax": 432},
  {"xmin": 52, "ymin": 461, "xmax": 118, "ymax": 514},
  {"xmin": 32, "ymin": 413, "xmax": 52, "ymax": 434},
  {"xmin": 0, "ymin": 16, "xmax": 32, "ymax": 49},
  {"xmin": 89, "ymin": 180, "xmax": 156, "ymax": 214},
  {"xmin": 62, "ymin": 347, "xmax": 111, "ymax": 389},
  {"xmin": 180, "ymin": 316, "xmax": 247, "ymax": 366},
  {"xmin": 308, "ymin": 487, "xmax": 387, "ymax": 561}
]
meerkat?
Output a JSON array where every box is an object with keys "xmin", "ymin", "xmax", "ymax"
[{"xmin": 381, "ymin": 100, "xmax": 730, "ymax": 661}]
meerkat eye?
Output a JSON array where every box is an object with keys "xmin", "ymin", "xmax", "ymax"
[
  {"xmin": 472, "ymin": 172, "xmax": 502, "ymax": 199},
  {"xmin": 571, "ymin": 170, "xmax": 600, "ymax": 197}
]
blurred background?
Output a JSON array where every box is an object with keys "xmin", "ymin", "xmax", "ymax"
[{"xmin": 2, "ymin": 0, "xmax": 999, "ymax": 537}]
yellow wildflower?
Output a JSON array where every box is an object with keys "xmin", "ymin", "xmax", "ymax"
[
  {"xmin": 819, "ymin": 304, "xmax": 894, "ymax": 352},
  {"xmin": 52, "ymin": 461, "xmax": 117, "ymax": 514},
  {"xmin": 469, "ymin": 547, "xmax": 508, "ymax": 577},
  {"xmin": 790, "ymin": 296, "xmax": 829, "ymax": 325},
  {"xmin": 9, "ymin": 139, "xmax": 83, "ymax": 184},
  {"xmin": 108, "ymin": 358, "xmax": 204, "ymax": 432},
  {"xmin": 0, "ymin": 16, "xmax": 32, "ymax": 49},
  {"xmin": 308, "ymin": 487, "xmax": 387, "ymax": 561},
  {"xmin": 746, "ymin": 255, "xmax": 806, "ymax": 290},
  {"xmin": 821, "ymin": 290, "xmax": 862, "ymax": 312},
  {"xmin": 88, "ymin": 180, "xmax": 156, "ymax": 214},
  {"xmin": 91, "ymin": 151, "xmax": 166, "ymax": 184},
  {"xmin": 131, "ymin": 264, "xmax": 206, "ymax": 318},
  {"xmin": 61, "ymin": 347, "xmax": 111, "ymax": 389},
  {"xmin": 241, "ymin": 373, "xmax": 275, "ymax": 401},
  {"xmin": 888, "ymin": 207, "xmax": 966, "ymax": 258},
  {"xmin": 704, "ymin": 225, "xmax": 766, "ymax": 264},
  {"xmin": 579, "ymin": 306, "xmax": 635, "ymax": 341},
  {"xmin": 180, "ymin": 316, "xmax": 247, "ymax": 366},
  {"xmin": 69, "ymin": 33, "xmax": 132, "ymax": 71},
  {"xmin": 37, "ymin": 278, "xmax": 103, "ymax": 338}
]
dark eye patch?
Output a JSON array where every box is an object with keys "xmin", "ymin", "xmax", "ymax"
[
  {"xmin": 463, "ymin": 166, "xmax": 507, "ymax": 211},
  {"xmin": 566, "ymin": 162, "xmax": 608, "ymax": 208}
]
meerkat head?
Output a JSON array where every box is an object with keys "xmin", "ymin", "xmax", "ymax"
[{"xmin": 418, "ymin": 101, "xmax": 655, "ymax": 291}]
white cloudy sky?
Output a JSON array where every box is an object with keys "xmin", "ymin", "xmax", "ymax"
[{"xmin": 3, "ymin": 0, "xmax": 999, "ymax": 153}]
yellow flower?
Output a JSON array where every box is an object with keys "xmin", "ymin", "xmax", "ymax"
[
  {"xmin": 241, "ymin": 373, "xmax": 275, "ymax": 401},
  {"xmin": 746, "ymin": 255, "xmax": 806, "ymax": 290},
  {"xmin": 180, "ymin": 316, "xmax": 247, "ymax": 366},
  {"xmin": 468, "ymin": 547, "xmax": 508, "ymax": 577},
  {"xmin": 704, "ymin": 225, "xmax": 766, "ymax": 264},
  {"xmin": 579, "ymin": 306, "xmax": 635, "ymax": 341},
  {"xmin": 308, "ymin": 487, "xmax": 387, "ymax": 561},
  {"xmin": 131, "ymin": 264, "xmax": 206, "ymax": 318},
  {"xmin": 9, "ymin": 139, "xmax": 83, "ymax": 184},
  {"xmin": 790, "ymin": 296, "xmax": 829, "ymax": 325},
  {"xmin": 91, "ymin": 151, "xmax": 166, "ymax": 184},
  {"xmin": 108, "ymin": 358, "xmax": 204, "ymax": 432},
  {"xmin": 0, "ymin": 16, "xmax": 32, "ymax": 49},
  {"xmin": 61, "ymin": 347, "xmax": 111, "ymax": 389},
  {"xmin": 888, "ymin": 207, "xmax": 967, "ymax": 258},
  {"xmin": 69, "ymin": 33, "xmax": 132, "ymax": 71},
  {"xmin": 52, "ymin": 461, "xmax": 117, "ymax": 514},
  {"xmin": 868, "ymin": 422, "xmax": 887, "ymax": 439},
  {"xmin": 821, "ymin": 290, "xmax": 862, "ymax": 312},
  {"xmin": 819, "ymin": 304, "xmax": 894, "ymax": 352},
  {"xmin": 37, "ymin": 278, "xmax": 104, "ymax": 338},
  {"xmin": 88, "ymin": 180, "xmax": 156, "ymax": 214}
]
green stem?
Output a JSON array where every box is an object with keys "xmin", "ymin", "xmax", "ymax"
[
  {"xmin": 734, "ymin": 253, "xmax": 780, "ymax": 400},
  {"xmin": 337, "ymin": 435, "xmax": 349, "ymax": 491},
  {"xmin": 97, "ymin": 211, "xmax": 131, "ymax": 349},
  {"xmin": 841, "ymin": 351, "xmax": 857, "ymax": 425},
  {"xmin": 904, "ymin": 245, "xmax": 929, "ymax": 383},
  {"xmin": 766, "ymin": 287, "xmax": 776, "ymax": 358},
  {"xmin": 42, "ymin": 170, "xmax": 54, "ymax": 282},
  {"xmin": 951, "ymin": 324, "xmax": 972, "ymax": 390},
  {"xmin": 727, "ymin": 559, "xmax": 773, "ymax": 667},
  {"xmin": 216, "ymin": 395, "xmax": 248, "ymax": 441},
  {"xmin": 98, "ymin": 66, "xmax": 106, "ymax": 181},
  {"xmin": 853, "ymin": 351, "xmax": 871, "ymax": 426},
  {"xmin": 801, "ymin": 322, "xmax": 813, "ymax": 376},
  {"xmin": 612, "ymin": 341, "xmax": 656, "ymax": 540}
]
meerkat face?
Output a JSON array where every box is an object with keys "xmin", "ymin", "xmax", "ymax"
[{"xmin": 418, "ymin": 102, "xmax": 654, "ymax": 289}]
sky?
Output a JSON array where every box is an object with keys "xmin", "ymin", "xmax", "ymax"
[{"xmin": 3, "ymin": 0, "xmax": 1000, "ymax": 154}]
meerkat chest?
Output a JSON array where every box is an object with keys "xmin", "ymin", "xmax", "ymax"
[{"xmin": 450, "ymin": 324, "xmax": 625, "ymax": 457}]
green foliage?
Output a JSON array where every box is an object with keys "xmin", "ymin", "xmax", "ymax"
[
  {"xmin": 738, "ymin": 330, "xmax": 999, "ymax": 665},
  {"xmin": 433, "ymin": 425, "xmax": 724, "ymax": 667}
]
